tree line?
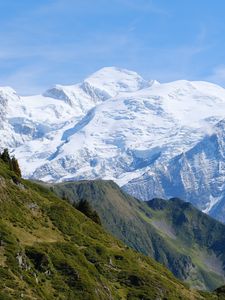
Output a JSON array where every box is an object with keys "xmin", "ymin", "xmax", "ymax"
[{"xmin": 0, "ymin": 148, "xmax": 21, "ymax": 177}]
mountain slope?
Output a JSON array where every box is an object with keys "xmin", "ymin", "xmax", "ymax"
[
  {"xmin": 51, "ymin": 180, "xmax": 225, "ymax": 291},
  {"xmin": 0, "ymin": 159, "xmax": 210, "ymax": 300}
]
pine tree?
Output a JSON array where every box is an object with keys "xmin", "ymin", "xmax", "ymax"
[
  {"xmin": 1, "ymin": 148, "xmax": 10, "ymax": 164},
  {"xmin": 76, "ymin": 199, "xmax": 101, "ymax": 225},
  {"xmin": 62, "ymin": 191, "xmax": 69, "ymax": 202},
  {"xmin": 11, "ymin": 156, "xmax": 22, "ymax": 178}
]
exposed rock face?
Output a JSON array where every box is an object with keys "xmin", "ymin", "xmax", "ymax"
[{"xmin": 124, "ymin": 120, "xmax": 225, "ymax": 222}]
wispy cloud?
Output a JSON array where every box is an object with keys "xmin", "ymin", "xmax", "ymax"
[
  {"xmin": 0, "ymin": 0, "xmax": 224, "ymax": 93},
  {"xmin": 0, "ymin": 29, "xmax": 208, "ymax": 93},
  {"xmin": 116, "ymin": 0, "xmax": 170, "ymax": 15},
  {"xmin": 0, "ymin": 30, "xmax": 135, "ymax": 93},
  {"xmin": 36, "ymin": 0, "xmax": 170, "ymax": 16}
]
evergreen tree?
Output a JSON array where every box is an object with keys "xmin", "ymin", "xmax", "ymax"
[
  {"xmin": 0, "ymin": 148, "xmax": 13, "ymax": 171},
  {"xmin": 62, "ymin": 191, "xmax": 69, "ymax": 202},
  {"xmin": 1, "ymin": 148, "xmax": 10, "ymax": 164},
  {"xmin": 76, "ymin": 199, "xmax": 101, "ymax": 225},
  {"xmin": 11, "ymin": 156, "xmax": 22, "ymax": 178},
  {"xmin": 0, "ymin": 149, "xmax": 22, "ymax": 178}
]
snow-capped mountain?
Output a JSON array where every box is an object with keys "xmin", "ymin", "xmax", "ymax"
[
  {"xmin": 1, "ymin": 66, "xmax": 225, "ymax": 221},
  {"xmin": 123, "ymin": 119, "xmax": 225, "ymax": 222}
]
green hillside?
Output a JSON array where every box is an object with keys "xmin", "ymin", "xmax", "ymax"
[
  {"xmin": 0, "ymin": 158, "xmax": 212, "ymax": 300},
  {"xmin": 51, "ymin": 180, "xmax": 225, "ymax": 291}
]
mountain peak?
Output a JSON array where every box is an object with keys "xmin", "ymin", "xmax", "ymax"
[
  {"xmin": 42, "ymin": 67, "xmax": 150, "ymax": 107},
  {"xmin": 0, "ymin": 86, "xmax": 20, "ymax": 110},
  {"xmin": 87, "ymin": 66, "xmax": 142, "ymax": 78},
  {"xmin": 0, "ymin": 86, "xmax": 19, "ymax": 99},
  {"xmin": 83, "ymin": 66, "xmax": 150, "ymax": 98}
]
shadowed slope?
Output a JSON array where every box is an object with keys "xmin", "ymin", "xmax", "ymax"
[{"xmin": 52, "ymin": 180, "xmax": 225, "ymax": 291}]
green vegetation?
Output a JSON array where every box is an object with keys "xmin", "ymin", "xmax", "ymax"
[
  {"xmin": 75, "ymin": 199, "xmax": 101, "ymax": 225},
  {"xmin": 51, "ymin": 180, "xmax": 225, "ymax": 291},
  {"xmin": 0, "ymin": 148, "xmax": 21, "ymax": 178},
  {"xmin": 214, "ymin": 286, "xmax": 225, "ymax": 299},
  {"xmin": 0, "ymin": 156, "xmax": 213, "ymax": 299}
]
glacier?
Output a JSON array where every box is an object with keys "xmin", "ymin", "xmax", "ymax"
[
  {"xmin": 123, "ymin": 120, "xmax": 225, "ymax": 222},
  {"xmin": 0, "ymin": 66, "xmax": 225, "ymax": 221}
]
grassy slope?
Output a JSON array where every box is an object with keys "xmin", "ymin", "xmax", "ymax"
[
  {"xmin": 0, "ymin": 161, "xmax": 210, "ymax": 300},
  {"xmin": 51, "ymin": 180, "xmax": 225, "ymax": 291}
]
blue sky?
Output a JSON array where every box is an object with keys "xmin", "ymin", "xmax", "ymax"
[{"xmin": 0, "ymin": 0, "xmax": 225, "ymax": 94}]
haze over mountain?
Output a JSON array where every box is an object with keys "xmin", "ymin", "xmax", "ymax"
[{"xmin": 0, "ymin": 67, "xmax": 225, "ymax": 221}]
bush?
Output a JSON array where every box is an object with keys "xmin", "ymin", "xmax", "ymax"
[{"xmin": 25, "ymin": 247, "xmax": 50, "ymax": 272}]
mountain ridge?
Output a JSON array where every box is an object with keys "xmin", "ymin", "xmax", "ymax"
[
  {"xmin": 1, "ymin": 66, "xmax": 225, "ymax": 222},
  {"xmin": 50, "ymin": 179, "xmax": 225, "ymax": 291}
]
